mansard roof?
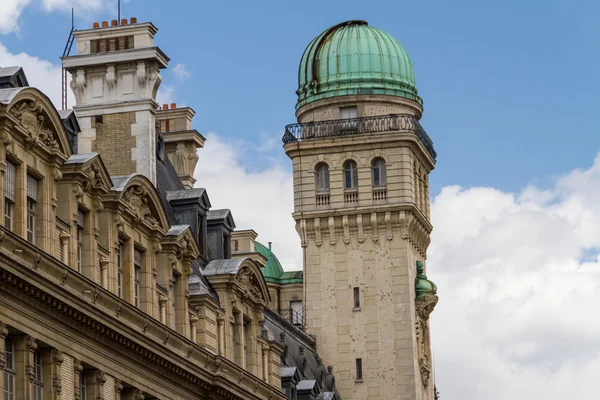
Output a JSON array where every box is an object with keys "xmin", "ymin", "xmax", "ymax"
[
  {"xmin": 207, "ymin": 209, "xmax": 235, "ymax": 231},
  {"xmin": 0, "ymin": 66, "xmax": 29, "ymax": 89}
]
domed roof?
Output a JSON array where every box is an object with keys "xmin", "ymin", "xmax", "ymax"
[
  {"xmin": 297, "ymin": 20, "xmax": 421, "ymax": 109},
  {"xmin": 254, "ymin": 241, "xmax": 284, "ymax": 283},
  {"xmin": 415, "ymin": 261, "xmax": 437, "ymax": 300}
]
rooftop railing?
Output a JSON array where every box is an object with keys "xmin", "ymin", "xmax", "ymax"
[{"xmin": 282, "ymin": 114, "xmax": 437, "ymax": 159}]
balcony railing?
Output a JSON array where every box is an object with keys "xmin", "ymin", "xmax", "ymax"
[
  {"xmin": 282, "ymin": 114, "xmax": 437, "ymax": 159},
  {"xmin": 316, "ymin": 193, "xmax": 330, "ymax": 206},
  {"xmin": 372, "ymin": 188, "xmax": 387, "ymax": 201}
]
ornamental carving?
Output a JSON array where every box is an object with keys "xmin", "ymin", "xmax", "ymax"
[
  {"xmin": 415, "ymin": 295, "xmax": 438, "ymax": 388},
  {"xmin": 9, "ymin": 100, "xmax": 59, "ymax": 150},
  {"xmin": 175, "ymin": 234, "xmax": 196, "ymax": 262},
  {"xmin": 235, "ymin": 267, "xmax": 265, "ymax": 303},
  {"xmin": 122, "ymin": 185, "xmax": 159, "ymax": 227}
]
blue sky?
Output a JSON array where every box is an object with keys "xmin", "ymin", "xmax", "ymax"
[
  {"xmin": 3, "ymin": 1, "xmax": 600, "ymax": 399},
  {"xmin": 3, "ymin": 0, "xmax": 598, "ymax": 196}
]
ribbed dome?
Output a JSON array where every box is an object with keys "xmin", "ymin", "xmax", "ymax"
[{"xmin": 297, "ymin": 20, "xmax": 421, "ymax": 109}]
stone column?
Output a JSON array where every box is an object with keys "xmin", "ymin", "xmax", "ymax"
[
  {"xmin": 217, "ymin": 316, "xmax": 225, "ymax": 356},
  {"xmin": 14, "ymin": 335, "xmax": 37, "ymax": 400},
  {"xmin": 261, "ymin": 344, "xmax": 269, "ymax": 381},
  {"xmin": 140, "ymin": 249, "xmax": 154, "ymax": 316},
  {"xmin": 73, "ymin": 358, "xmax": 83, "ymax": 400},
  {"xmin": 234, "ymin": 310, "xmax": 244, "ymax": 367},
  {"xmin": 100, "ymin": 257, "xmax": 110, "ymax": 289},
  {"xmin": 159, "ymin": 296, "xmax": 167, "ymax": 324},
  {"xmin": 190, "ymin": 314, "xmax": 198, "ymax": 343},
  {"xmin": 86, "ymin": 369, "xmax": 106, "ymax": 399},
  {"xmin": 0, "ymin": 322, "xmax": 8, "ymax": 394},
  {"xmin": 42, "ymin": 349, "xmax": 63, "ymax": 399},
  {"xmin": 60, "ymin": 231, "xmax": 70, "ymax": 265},
  {"xmin": 115, "ymin": 379, "xmax": 124, "ymax": 400}
]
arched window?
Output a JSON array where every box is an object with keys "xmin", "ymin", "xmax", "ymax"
[
  {"xmin": 343, "ymin": 161, "xmax": 358, "ymax": 190},
  {"xmin": 315, "ymin": 163, "xmax": 330, "ymax": 192},
  {"xmin": 372, "ymin": 158, "xmax": 387, "ymax": 187}
]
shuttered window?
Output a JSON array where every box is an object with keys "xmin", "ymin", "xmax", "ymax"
[
  {"xmin": 26, "ymin": 175, "xmax": 38, "ymax": 244},
  {"xmin": 4, "ymin": 161, "xmax": 15, "ymax": 229}
]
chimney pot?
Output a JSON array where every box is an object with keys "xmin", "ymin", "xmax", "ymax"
[
  {"xmin": 162, "ymin": 104, "xmax": 168, "ymax": 110},
  {"xmin": 111, "ymin": 19, "xmax": 118, "ymax": 26},
  {"xmin": 130, "ymin": 17, "xmax": 138, "ymax": 24},
  {"xmin": 101, "ymin": 21, "xmax": 108, "ymax": 28},
  {"xmin": 268, "ymin": 242, "xmax": 272, "ymax": 251},
  {"xmin": 121, "ymin": 19, "xmax": 128, "ymax": 25},
  {"xmin": 170, "ymin": 103, "xmax": 177, "ymax": 109},
  {"xmin": 93, "ymin": 22, "xmax": 100, "ymax": 29}
]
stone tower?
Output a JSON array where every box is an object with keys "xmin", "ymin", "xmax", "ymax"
[
  {"xmin": 283, "ymin": 21, "xmax": 439, "ymax": 400},
  {"xmin": 62, "ymin": 18, "xmax": 169, "ymax": 184}
]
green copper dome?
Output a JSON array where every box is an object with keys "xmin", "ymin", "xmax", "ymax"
[
  {"xmin": 415, "ymin": 261, "xmax": 437, "ymax": 300},
  {"xmin": 254, "ymin": 241, "xmax": 303, "ymax": 284},
  {"xmin": 297, "ymin": 20, "xmax": 421, "ymax": 109}
]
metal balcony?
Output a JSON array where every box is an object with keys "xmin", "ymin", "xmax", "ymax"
[{"xmin": 282, "ymin": 114, "xmax": 437, "ymax": 159}]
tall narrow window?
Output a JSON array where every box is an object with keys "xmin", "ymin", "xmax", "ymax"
[
  {"xmin": 77, "ymin": 210, "xmax": 85, "ymax": 273},
  {"xmin": 134, "ymin": 248, "xmax": 142, "ymax": 308},
  {"xmin": 80, "ymin": 373, "xmax": 88, "ymax": 400},
  {"xmin": 353, "ymin": 287, "xmax": 361, "ymax": 309},
  {"xmin": 356, "ymin": 358, "xmax": 363, "ymax": 380},
  {"xmin": 4, "ymin": 336, "xmax": 15, "ymax": 400},
  {"xmin": 117, "ymin": 241, "xmax": 124, "ymax": 298},
  {"xmin": 344, "ymin": 161, "xmax": 358, "ymax": 190},
  {"xmin": 315, "ymin": 163, "xmax": 330, "ymax": 192},
  {"xmin": 230, "ymin": 322, "xmax": 236, "ymax": 359},
  {"xmin": 26, "ymin": 175, "xmax": 38, "ymax": 244},
  {"xmin": 171, "ymin": 275, "xmax": 177, "ymax": 328},
  {"xmin": 372, "ymin": 158, "xmax": 387, "ymax": 187},
  {"xmin": 32, "ymin": 351, "xmax": 43, "ymax": 400},
  {"xmin": 4, "ymin": 161, "xmax": 15, "ymax": 230},
  {"xmin": 243, "ymin": 320, "xmax": 249, "ymax": 369}
]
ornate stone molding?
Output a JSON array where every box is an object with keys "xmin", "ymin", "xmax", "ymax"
[
  {"xmin": 9, "ymin": 99, "xmax": 59, "ymax": 150},
  {"xmin": 415, "ymin": 295, "xmax": 438, "ymax": 388},
  {"xmin": 122, "ymin": 185, "xmax": 159, "ymax": 228}
]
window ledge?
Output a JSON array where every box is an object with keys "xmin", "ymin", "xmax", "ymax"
[
  {"xmin": 354, "ymin": 379, "xmax": 364, "ymax": 384},
  {"xmin": 352, "ymin": 307, "xmax": 361, "ymax": 312}
]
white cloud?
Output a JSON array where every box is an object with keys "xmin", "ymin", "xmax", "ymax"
[
  {"xmin": 430, "ymin": 153, "xmax": 600, "ymax": 400},
  {"xmin": 194, "ymin": 133, "xmax": 300, "ymax": 271},
  {"xmin": 0, "ymin": 41, "xmax": 73, "ymax": 108},
  {"xmin": 156, "ymin": 84, "xmax": 176, "ymax": 107},
  {"xmin": 172, "ymin": 63, "xmax": 190, "ymax": 85},
  {"xmin": 0, "ymin": 0, "xmax": 31, "ymax": 34}
]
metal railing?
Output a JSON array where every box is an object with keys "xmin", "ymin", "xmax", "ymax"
[
  {"xmin": 282, "ymin": 114, "xmax": 437, "ymax": 159},
  {"xmin": 279, "ymin": 306, "xmax": 306, "ymax": 331}
]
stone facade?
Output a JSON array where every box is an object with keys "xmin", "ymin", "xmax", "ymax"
[{"xmin": 285, "ymin": 92, "xmax": 436, "ymax": 400}]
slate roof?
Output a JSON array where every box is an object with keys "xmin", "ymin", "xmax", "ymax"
[
  {"xmin": 263, "ymin": 309, "xmax": 341, "ymax": 399},
  {"xmin": 0, "ymin": 87, "xmax": 25, "ymax": 104},
  {"xmin": 203, "ymin": 258, "xmax": 245, "ymax": 276},
  {"xmin": 207, "ymin": 209, "xmax": 231, "ymax": 220},
  {"xmin": 64, "ymin": 152, "xmax": 99, "ymax": 165},
  {"xmin": 155, "ymin": 155, "xmax": 218, "ymax": 301}
]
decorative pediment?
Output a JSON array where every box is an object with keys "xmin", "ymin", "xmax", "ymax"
[
  {"xmin": 112, "ymin": 174, "xmax": 169, "ymax": 232},
  {"xmin": 163, "ymin": 225, "xmax": 200, "ymax": 264},
  {"xmin": 5, "ymin": 89, "xmax": 72, "ymax": 157},
  {"xmin": 63, "ymin": 153, "xmax": 112, "ymax": 197},
  {"xmin": 235, "ymin": 264, "xmax": 269, "ymax": 304}
]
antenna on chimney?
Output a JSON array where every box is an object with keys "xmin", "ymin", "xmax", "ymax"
[
  {"xmin": 118, "ymin": 0, "xmax": 121, "ymax": 25},
  {"xmin": 61, "ymin": 8, "xmax": 75, "ymax": 110}
]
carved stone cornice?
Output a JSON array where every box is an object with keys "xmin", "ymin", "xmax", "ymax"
[
  {"xmin": 8, "ymin": 99, "xmax": 59, "ymax": 150},
  {"xmin": 295, "ymin": 206, "xmax": 431, "ymax": 255}
]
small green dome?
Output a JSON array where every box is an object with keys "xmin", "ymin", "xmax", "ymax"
[
  {"xmin": 254, "ymin": 241, "xmax": 285, "ymax": 283},
  {"xmin": 415, "ymin": 261, "xmax": 437, "ymax": 300},
  {"xmin": 297, "ymin": 20, "xmax": 421, "ymax": 109}
]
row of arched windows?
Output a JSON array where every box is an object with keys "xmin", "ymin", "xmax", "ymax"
[{"xmin": 315, "ymin": 158, "xmax": 387, "ymax": 192}]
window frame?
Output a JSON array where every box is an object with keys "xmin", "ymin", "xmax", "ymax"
[
  {"xmin": 343, "ymin": 160, "xmax": 359, "ymax": 190},
  {"xmin": 117, "ymin": 240, "xmax": 124, "ymax": 298},
  {"xmin": 356, "ymin": 358, "xmax": 363, "ymax": 381},
  {"xmin": 315, "ymin": 163, "xmax": 330, "ymax": 193},
  {"xmin": 32, "ymin": 350, "xmax": 43, "ymax": 400},
  {"xmin": 372, "ymin": 158, "xmax": 387, "ymax": 187},
  {"xmin": 4, "ymin": 160, "xmax": 16, "ymax": 230},
  {"xmin": 353, "ymin": 287, "xmax": 361, "ymax": 309},
  {"xmin": 76, "ymin": 210, "xmax": 86, "ymax": 273},
  {"xmin": 133, "ymin": 248, "xmax": 142, "ymax": 308},
  {"xmin": 80, "ymin": 372, "xmax": 88, "ymax": 400},
  {"xmin": 26, "ymin": 174, "xmax": 39, "ymax": 245},
  {"xmin": 3, "ymin": 336, "xmax": 15, "ymax": 400}
]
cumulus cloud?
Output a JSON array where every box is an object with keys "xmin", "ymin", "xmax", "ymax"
[
  {"xmin": 194, "ymin": 133, "xmax": 300, "ymax": 271},
  {"xmin": 172, "ymin": 63, "xmax": 190, "ymax": 85},
  {"xmin": 0, "ymin": 0, "xmax": 122, "ymax": 34},
  {"xmin": 430, "ymin": 153, "xmax": 600, "ymax": 400},
  {"xmin": 0, "ymin": 0, "xmax": 30, "ymax": 35},
  {"xmin": 0, "ymin": 42, "xmax": 72, "ymax": 108}
]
